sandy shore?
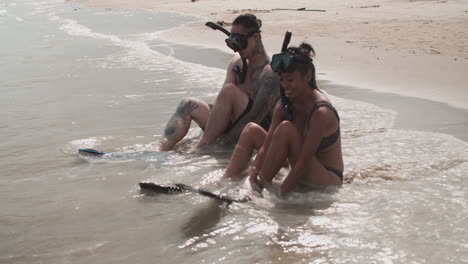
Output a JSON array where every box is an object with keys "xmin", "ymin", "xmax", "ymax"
[{"xmin": 76, "ymin": 0, "xmax": 468, "ymax": 109}]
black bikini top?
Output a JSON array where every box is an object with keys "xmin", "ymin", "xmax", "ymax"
[{"xmin": 308, "ymin": 101, "xmax": 340, "ymax": 152}]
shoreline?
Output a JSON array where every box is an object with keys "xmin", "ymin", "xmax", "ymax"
[
  {"xmin": 158, "ymin": 23, "xmax": 468, "ymax": 110},
  {"xmin": 162, "ymin": 24, "xmax": 468, "ymax": 143},
  {"xmin": 74, "ymin": 0, "xmax": 468, "ymax": 141},
  {"xmin": 74, "ymin": 0, "xmax": 468, "ymax": 109},
  {"xmin": 157, "ymin": 23, "xmax": 468, "ymax": 142}
]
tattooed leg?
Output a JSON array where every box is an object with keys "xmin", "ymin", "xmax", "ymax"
[
  {"xmin": 192, "ymin": 83, "xmax": 250, "ymax": 151},
  {"xmin": 158, "ymin": 98, "xmax": 210, "ymax": 151}
]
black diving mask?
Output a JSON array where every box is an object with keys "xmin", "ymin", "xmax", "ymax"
[
  {"xmin": 225, "ymin": 31, "xmax": 258, "ymax": 52},
  {"xmin": 271, "ymin": 50, "xmax": 312, "ymax": 73}
]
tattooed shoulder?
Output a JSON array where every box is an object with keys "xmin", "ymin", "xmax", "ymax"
[
  {"xmin": 260, "ymin": 70, "xmax": 279, "ymax": 94},
  {"xmin": 250, "ymin": 61, "xmax": 271, "ymax": 95}
]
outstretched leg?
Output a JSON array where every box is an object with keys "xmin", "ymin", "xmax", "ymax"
[
  {"xmin": 192, "ymin": 83, "xmax": 249, "ymax": 150},
  {"xmin": 222, "ymin": 123, "xmax": 267, "ymax": 180},
  {"xmin": 158, "ymin": 98, "xmax": 211, "ymax": 151}
]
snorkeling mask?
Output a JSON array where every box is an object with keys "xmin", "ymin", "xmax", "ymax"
[
  {"xmin": 205, "ymin": 21, "xmax": 252, "ymax": 83},
  {"xmin": 271, "ymin": 50, "xmax": 312, "ymax": 73},
  {"xmin": 205, "ymin": 21, "xmax": 258, "ymax": 52},
  {"xmin": 271, "ymin": 51, "xmax": 293, "ymax": 73},
  {"xmin": 225, "ymin": 31, "xmax": 258, "ymax": 52}
]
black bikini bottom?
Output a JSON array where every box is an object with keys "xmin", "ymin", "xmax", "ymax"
[{"xmin": 325, "ymin": 166, "xmax": 343, "ymax": 183}]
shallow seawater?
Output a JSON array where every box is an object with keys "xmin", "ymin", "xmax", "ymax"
[{"xmin": 1, "ymin": 1, "xmax": 467, "ymax": 263}]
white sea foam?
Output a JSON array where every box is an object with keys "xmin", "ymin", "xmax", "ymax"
[
  {"xmin": 64, "ymin": 136, "xmax": 111, "ymax": 153},
  {"xmin": 52, "ymin": 15, "xmax": 225, "ymax": 96}
]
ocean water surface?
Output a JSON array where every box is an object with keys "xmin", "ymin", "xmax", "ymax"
[{"xmin": 1, "ymin": 0, "xmax": 467, "ymax": 263}]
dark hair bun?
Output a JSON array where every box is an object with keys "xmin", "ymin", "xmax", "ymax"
[
  {"xmin": 256, "ymin": 19, "xmax": 262, "ymax": 29},
  {"xmin": 299, "ymin": 43, "xmax": 316, "ymax": 57}
]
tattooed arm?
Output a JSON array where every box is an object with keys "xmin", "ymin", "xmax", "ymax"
[{"xmin": 222, "ymin": 67, "xmax": 280, "ymax": 144}]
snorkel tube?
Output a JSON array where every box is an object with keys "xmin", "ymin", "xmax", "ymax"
[
  {"xmin": 281, "ymin": 31, "xmax": 292, "ymax": 53},
  {"xmin": 205, "ymin": 21, "xmax": 248, "ymax": 84},
  {"xmin": 205, "ymin": 21, "xmax": 231, "ymax": 36},
  {"xmin": 279, "ymin": 31, "xmax": 294, "ymax": 121}
]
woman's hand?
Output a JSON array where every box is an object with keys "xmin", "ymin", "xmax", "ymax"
[
  {"xmin": 280, "ymin": 174, "xmax": 297, "ymax": 196},
  {"xmin": 249, "ymin": 167, "xmax": 264, "ymax": 195}
]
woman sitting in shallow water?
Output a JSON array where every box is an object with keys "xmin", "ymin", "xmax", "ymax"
[{"xmin": 222, "ymin": 43, "xmax": 343, "ymax": 195}]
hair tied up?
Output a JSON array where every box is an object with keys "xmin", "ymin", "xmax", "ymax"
[
  {"xmin": 299, "ymin": 43, "xmax": 316, "ymax": 58},
  {"xmin": 256, "ymin": 19, "xmax": 262, "ymax": 29}
]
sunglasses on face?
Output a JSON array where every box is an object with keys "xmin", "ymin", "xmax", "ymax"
[{"xmin": 225, "ymin": 31, "xmax": 257, "ymax": 52}]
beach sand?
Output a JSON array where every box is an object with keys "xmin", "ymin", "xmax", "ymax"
[
  {"xmin": 75, "ymin": 0, "xmax": 468, "ymax": 107},
  {"xmin": 75, "ymin": 0, "xmax": 468, "ymax": 139}
]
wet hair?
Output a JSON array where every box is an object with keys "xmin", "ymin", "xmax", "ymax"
[
  {"xmin": 232, "ymin": 13, "xmax": 262, "ymax": 34},
  {"xmin": 286, "ymin": 43, "xmax": 317, "ymax": 89}
]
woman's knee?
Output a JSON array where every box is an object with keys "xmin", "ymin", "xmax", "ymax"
[
  {"xmin": 242, "ymin": 122, "xmax": 264, "ymax": 136},
  {"xmin": 273, "ymin": 121, "xmax": 296, "ymax": 137},
  {"xmin": 244, "ymin": 122, "xmax": 262, "ymax": 132},
  {"xmin": 239, "ymin": 123, "xmax": 265, "ymax": 145}
]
